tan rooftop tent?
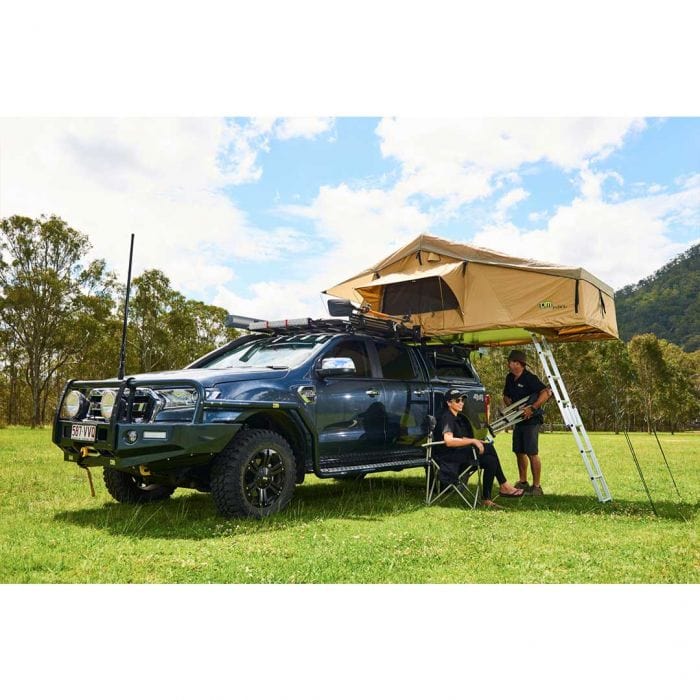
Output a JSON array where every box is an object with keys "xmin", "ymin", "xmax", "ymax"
[{"xmin": 324, "ymin": 233, "xmax": 618, "ymax": 345}]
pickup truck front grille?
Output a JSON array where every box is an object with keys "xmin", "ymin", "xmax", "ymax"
[{"xmin": 85, "ymin": 388, "xmax": 158, "ymax": 423}]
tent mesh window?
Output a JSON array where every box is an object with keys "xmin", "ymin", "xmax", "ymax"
[{"xmin": 380, "ymin": 277, "xmax": 459, "ymax": 316}]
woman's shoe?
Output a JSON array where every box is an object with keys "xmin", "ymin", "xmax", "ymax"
[{"xmin": 498, "ymin": 488, "xmax": 524, "ymax": 497}]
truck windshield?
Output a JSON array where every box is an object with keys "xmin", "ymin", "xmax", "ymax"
[{"xmin": 203, "ymin": 334, "xmax": 331, "ymax": 369}]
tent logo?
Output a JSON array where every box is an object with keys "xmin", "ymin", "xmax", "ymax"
[{"xmin": 539, "ymin": 300, "xmax": 567, "ymax": 310}]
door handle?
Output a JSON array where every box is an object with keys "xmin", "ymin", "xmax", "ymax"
[
  {"xmin": 365, "ymin": 389, "xmax": 380, "ymax": 397},
  {"xmin": 413, "ymin": 389, "xmax": 425, "ymax": 396}
]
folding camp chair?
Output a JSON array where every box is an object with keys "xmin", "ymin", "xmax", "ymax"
[{"xmin": 423, "ymin": 416, "xmax": 482, "ymax": 508}]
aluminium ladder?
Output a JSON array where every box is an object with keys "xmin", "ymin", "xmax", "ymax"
[{"xmin": 530, "ymin": 334, "xmax": 612, "ymax": 503}]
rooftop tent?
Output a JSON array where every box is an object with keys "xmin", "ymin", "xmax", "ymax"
[{"xmin": 324, "ymin": 233, "xmax": 619, "ymax": 345}]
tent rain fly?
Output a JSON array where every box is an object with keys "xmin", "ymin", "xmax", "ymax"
[{"xmin": 324, "ymin": 233, "xmax": 618, "ymax": 345}]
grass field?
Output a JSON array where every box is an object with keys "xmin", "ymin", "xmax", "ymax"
[{"xmin": 0, "ymin": 426, "xmax": 697, "ymax": 583}]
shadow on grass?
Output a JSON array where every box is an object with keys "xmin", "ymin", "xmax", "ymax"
[
  {"xmin": 53, "ymin": 475, "xmax": 426, "ymax": 540},
  {"xmin": 53, "ymin": 473, "xmax": 698, "ymax": 540}
]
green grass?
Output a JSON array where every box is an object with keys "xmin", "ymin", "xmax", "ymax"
[{"xmin": 0, "ymin": 426, "xmax": 697, "ymax": 583}]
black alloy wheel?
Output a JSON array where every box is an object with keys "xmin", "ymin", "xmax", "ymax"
[
  {"xmin": 211, "ymin": 429, "xmax": 296, "ymax": 518},
  {"xmin": 243, "ymin": 447, "xmax": 287, "ymax": 508}
]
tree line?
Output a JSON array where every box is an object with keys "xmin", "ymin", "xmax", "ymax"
[
  {"xmin": 1, "ymin": 214, "xmax": 698, "ymax": 431},
  {"xmin": 0, "ymin": 215, "xmax": 237, "ymax": 427},
  {"xmin": 473, "ymin": 336, "xmax": 700, "ymax": 434}
]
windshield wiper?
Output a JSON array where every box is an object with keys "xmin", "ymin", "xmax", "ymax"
[{"xmin": 265, "ymin": 364, "xmax": 289, "ymax": 370}]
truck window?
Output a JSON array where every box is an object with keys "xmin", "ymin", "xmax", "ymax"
[
  {"xmin": 375, "ymin": 341, "xmax": 418, "ymax": 381},
  {"xmin": 425, "ymin": 351, "xmax": 476, "ymax": 380},
  {"xmin": 322, "ymin": 339, "xmax": 372, "ymax": 378}
]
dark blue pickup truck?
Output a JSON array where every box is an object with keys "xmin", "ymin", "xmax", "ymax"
[{"xmin": 52, "ymin": 313, "xmax": 488, "ymax": 518}]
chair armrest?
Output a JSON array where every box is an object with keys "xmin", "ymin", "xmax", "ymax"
[{"xmin": 421, "ymin": 440, "xmax": 445, "ymax": 448}]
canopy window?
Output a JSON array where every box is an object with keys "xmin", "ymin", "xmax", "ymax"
[{"xmin": 381, "ymin": 276, "xmax": 460, "ymax": 315}]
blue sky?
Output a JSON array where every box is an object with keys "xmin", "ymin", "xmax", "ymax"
[{"xmin": 1, "ymin": 116, "xmax": 697, "ymax": 320}]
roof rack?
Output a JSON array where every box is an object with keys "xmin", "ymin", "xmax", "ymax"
[{"xmin": 225, "ymin": 310, "xmax": 422, "ymax": 341}]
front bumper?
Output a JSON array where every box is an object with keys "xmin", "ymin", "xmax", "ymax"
[
  {"xmin": 54, "ymin": 418, "xmax": 243, "ymax": 470},
  {"xmin": 52, "ymin": 377, "xmax": 298, "ymax": 473}
]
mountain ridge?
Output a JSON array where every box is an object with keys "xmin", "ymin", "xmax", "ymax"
[{"xmin": 615, "ymin": 242, "xmax": 700, "ymax": 351}]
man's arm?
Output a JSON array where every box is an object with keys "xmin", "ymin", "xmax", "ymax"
[
  {"xmin": 503, "ymin": 376, "xmax": 512, "ymax": 406},
  {"xmin": 521, "ymin": 388, "xmax": 552, "ymax": 418}
]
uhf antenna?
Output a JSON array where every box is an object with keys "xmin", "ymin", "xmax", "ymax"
[{"xmin": 117, "ymin": 234, "xmax": 135, "ymax": 380}]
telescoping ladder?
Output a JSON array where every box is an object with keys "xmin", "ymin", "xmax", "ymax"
[{"xmin": 530, "ymin": 334, "xmax": 612, "ymax": 503}]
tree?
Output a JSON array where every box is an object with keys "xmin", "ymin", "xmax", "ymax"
[
  {"xmin": 658, "ymin": 339, "xmax": 698, "ymax": 433},
  {"xmin": 126, "ymin": 269, "xmax": 238, "ymax": 374},
  {"xmin": 0, "ymin": 215, "xmax": 115, "ymax": 427},
  {"xmin": 628, "ymin": 334, "xmax": 669, "ymax": 433}
]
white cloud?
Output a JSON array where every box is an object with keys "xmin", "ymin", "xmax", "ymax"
[
  {"xmin": 280, "ymin": 183, "xmax": 433, "ymax": 283},
  {"xmin": 212, "ymin": 278, "xmax": 330, "ymax": 322},
  {"xmin": 275, "ymin": 118, "xmax": 335, "ymax": 140},
  {"xmin": 216, "ymin": 118, "xmax": 335, "ymax": 184},
  {"xmin": 377, "ymin": 118, "xmax": 645, "ymax": 202},
  {"xmin": 495, "ymin": 187, "xmax": 529, "ymax": 217},
  {"xmin": 267, "ymin": 117, "xmax": 658, "ymax": 315},
  {"xmin": 577, "ymin": 167, "xmax": 624, "ymax": 201},
  {"xmin": 471, "ymin": 178, "xmax": 700, "ymax": 289},
  {"xmin": 0, "ymin": 118, "xmax": 311, "ymax": 297}
]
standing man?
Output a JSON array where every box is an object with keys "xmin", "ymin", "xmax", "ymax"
[{"xmin": 503, "ymin": 349, "xmax": 551, "ymax": 496}]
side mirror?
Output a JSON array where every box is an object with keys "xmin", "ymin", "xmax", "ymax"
[{"xmin": 317, "ymin": 357, "xmax": 356, "ymax": 377}]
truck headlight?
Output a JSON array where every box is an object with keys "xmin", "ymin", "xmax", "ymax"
[
  {"xmin": 157, "ymin": 388, "xmax": 198, "ymax": 409},
  {"xmin": 60, "ymin": 390, "xmax": 88, "ymax": 420},
  {"xmin": 100, "ymin": 389, "xmax": 118, "ymax": 420}
]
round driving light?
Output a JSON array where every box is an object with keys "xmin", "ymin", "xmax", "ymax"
[
  {"xmin": 61, "ymin": 390, "xmax": 85, "ymax": 419},
  {"xmin": 125, "ymin": 430, "xmax": 138, "ymax": 444},
  {"xmin": 100, "ymin": 389, "xmax": 117, "ymax": 420}
]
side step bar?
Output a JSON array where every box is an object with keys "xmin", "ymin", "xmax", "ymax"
[{"xmin": 317, "ymin": 457, "xmax": 426, "ymax": 478}]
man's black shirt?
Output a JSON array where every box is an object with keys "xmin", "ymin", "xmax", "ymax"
[{"xmin": 503, "ymin": 368, "xmax": 546, "ymax": 425}]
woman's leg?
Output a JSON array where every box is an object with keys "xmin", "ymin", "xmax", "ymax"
[
  {"xmin": 482, "ymin": 444, "xmax": 507, "ymax": 486},
  {"xmin": 478, "ymin": 453, "xmax": 498, "ymax": 500}
]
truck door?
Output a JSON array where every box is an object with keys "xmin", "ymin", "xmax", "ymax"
[
  {"xmin": 312, "ymin": 337, "xmax": 386, "ymax": 462},
  {"xmin": 373, "ymin": 339, "xmax": 431, "ymax": 459}
]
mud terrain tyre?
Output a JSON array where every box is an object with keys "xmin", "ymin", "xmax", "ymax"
[
  {"xmin": 103, "ymin": 467, "xmax": 175, "ymax": 504},
  {"xmin": 210, "ymin": 429, "xmax": 296, "ymax": 518}
]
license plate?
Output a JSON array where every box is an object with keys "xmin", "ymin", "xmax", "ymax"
[{"xmin": 71, "ymin": 424, "xmax": 96, "ymax": 442}]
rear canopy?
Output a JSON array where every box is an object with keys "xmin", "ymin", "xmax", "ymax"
[{"xmin": 324, "ymin": 233, "xmax": 618, "ymax": 345}]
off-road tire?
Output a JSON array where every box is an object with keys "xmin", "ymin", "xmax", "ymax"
[
  {"xmin": 103, "ymin": 467, "xmax": 175, "ymax": 504},
  {"xmin": 210, "ymin": 429, "xmax": 296, "ymax": 518}
]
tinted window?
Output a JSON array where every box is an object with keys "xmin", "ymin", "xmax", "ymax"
[
  {"xmin": 376, "ymin": 341, "xmax": 417, "ymax": 380},
  {"xmin": 323, "ymin": 339, "xmax": 372, "ymax": 378},
  {"xmin": 425, "ymin": 350, "xmax": 476, "ymax": 380}
]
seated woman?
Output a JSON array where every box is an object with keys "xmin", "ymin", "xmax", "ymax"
[{"xmin": 436, "ymin": 389, "xmax": 524, "ymax": 508}]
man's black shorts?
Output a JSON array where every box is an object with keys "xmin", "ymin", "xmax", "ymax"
[{"xmin": 512, "ymin": 423, "xmax": 539, "ymax": 455}]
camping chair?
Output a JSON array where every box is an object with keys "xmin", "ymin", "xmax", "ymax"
[{"xmin": 423, "ymin": 416, "xmax": 482, "ymax": 508}]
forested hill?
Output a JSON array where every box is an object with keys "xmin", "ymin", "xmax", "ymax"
[{"xmin": 615, "ymin": 243, "xmax": 700, "ymax": 351}]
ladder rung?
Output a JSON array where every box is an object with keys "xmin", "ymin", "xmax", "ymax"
[{"xmin": 531, "ymin": 332, "xmax": 612, "ymax": 504}]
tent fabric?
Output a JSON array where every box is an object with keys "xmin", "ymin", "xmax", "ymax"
[{"xmin": 324, "ymin": 233, "xmax": 618, "ymax": 345}]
